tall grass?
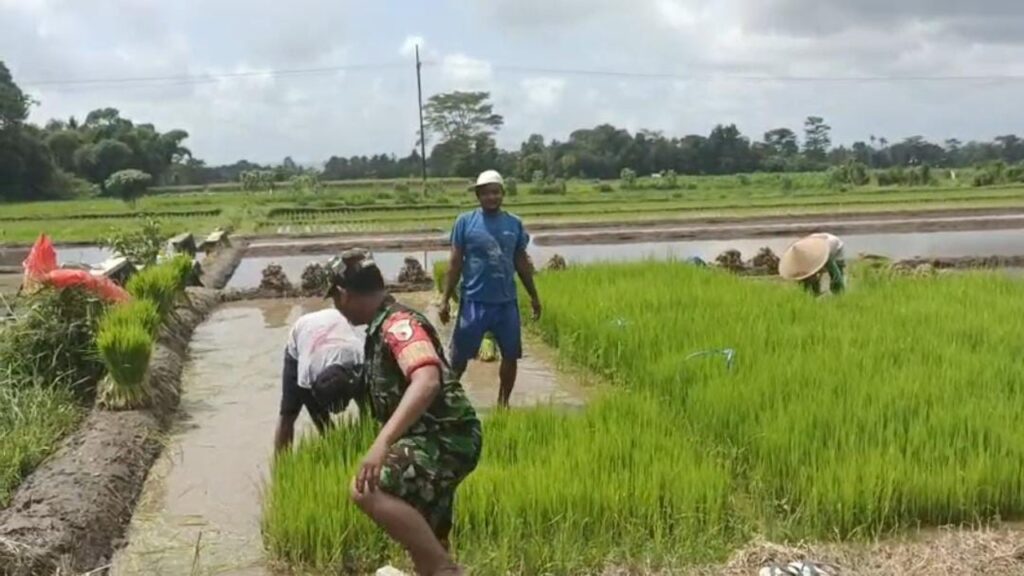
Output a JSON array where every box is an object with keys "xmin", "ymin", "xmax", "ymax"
[
  {"xmin": 266, "ymin": 263, "xmax": 1024, "ymax": 573},
  {"xmin": 0, "ymin": 287, "xmax": 105, "ymax": 504}
]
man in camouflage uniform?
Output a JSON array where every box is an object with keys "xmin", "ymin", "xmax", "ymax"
[{"xmin": 327, "ymin": 258, "xmax": 481, "ymax": 576}]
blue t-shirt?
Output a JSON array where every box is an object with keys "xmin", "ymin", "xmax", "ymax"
[{"xmin": 450, "ymin": 209, "xmax": 529, "ymax": 303}]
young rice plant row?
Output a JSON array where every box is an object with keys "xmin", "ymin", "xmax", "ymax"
[{"xmin": 265, "ymin": 263, "xmax": 1024, "ymax": 574}]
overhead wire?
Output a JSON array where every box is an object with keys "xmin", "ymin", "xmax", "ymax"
[{"xmin": 19, "ymin": 60, "xmax": 1024, "ymax": 92}]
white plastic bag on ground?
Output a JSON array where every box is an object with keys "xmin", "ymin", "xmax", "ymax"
[{"xmin": 376, "ymin": 565, "xmax": 409, "ymax": 576}]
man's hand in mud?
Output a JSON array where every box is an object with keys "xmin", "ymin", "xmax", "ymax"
[{"xmin": 439, "ymin": 300, "xmax": 451, "ymax": 325}]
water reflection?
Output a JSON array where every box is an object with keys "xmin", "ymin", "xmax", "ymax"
[{"xmin": 226, "ymin": 229, "xmax": 1024, "ymax": 289}]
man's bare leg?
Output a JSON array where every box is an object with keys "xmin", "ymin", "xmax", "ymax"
[
  {"xmin": 498, "ymin": 358, "xmax": 517, "ymax": 407},
  {"xmin": 351, "ymin": 486, "xmax": 460, "ymax": 575}
]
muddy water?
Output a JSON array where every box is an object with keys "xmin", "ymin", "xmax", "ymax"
[
  {"xmin": 0, "ymin": 245, "xmax": 110, "ymax": 267},
  {"xmin": 399, "ymin": 291, "xmax": 587, "ymax": 410},
  {"xmin": 112, "ymin": 295, "xmax": 581, "ymax": 575},
  {"xmin": 227, "ymin": 228, "xmax": 1024, "ymax": 289},
  {"xmin": 111, "ymin": 299, "xmax": 325, "ymax": 576},
  {"xmin": 226, "ymin": 250, "xmax": 439, "ymax": 290},
  {"xmin": 0, "ymin": 273, "xmax": 20, "ymax": 296}
]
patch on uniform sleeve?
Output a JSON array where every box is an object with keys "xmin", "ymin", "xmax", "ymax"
[
  {"xmin": 387, "ymin": 318, "xmax": 414, "ymax": 342},
  {"xmin": 383, "ymin": 312, "xmax": 441, "ymax": 378}
]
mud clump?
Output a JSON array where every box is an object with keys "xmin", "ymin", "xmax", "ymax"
[
  {"xmin": 715, "ymin": 249, "xmax": 746, "ymax": 273},
  {"xmin": 301, "ymin": 262, "xmax": 329, "ymax": 293},
  {"xmin": 260, "ymin": 263, "xmax": 293, "ymax": 293},
  {"xmin": 397, "ymin": 257, "xmax": 429, "ymax": 284},
  {"xmin": 749, "ymin": 247, "xmax": 780, "ymax": 275},
  {"xmin": 199, "ymin": 244, "xmax": 245, "ymax": 290},
  {"xmin": 545, "ymin": 254, "xmax": 568, "ymax": 271}
]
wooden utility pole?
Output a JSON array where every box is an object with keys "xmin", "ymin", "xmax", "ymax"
[{"xmin": 415, "ymin": 45, "xmax": 428, "ymax": 186}]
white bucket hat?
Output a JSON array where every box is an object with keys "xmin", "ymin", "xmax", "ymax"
[
  {"xmin": 779, "ymin": 235, "xmax": 831, "ymax": 280},
  {"xmin": 474, "ymin": 170, "xmax": 504, "ymax": 189}
]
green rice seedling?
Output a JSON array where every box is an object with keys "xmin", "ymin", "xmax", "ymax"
[
  {"xmin": 100, "ymin": 299, "xmax": 161, "ymax": 337},
  {"xmin": 126, "ymin": 262, "xmax": 182, "ymax": 319},
  {"xmin": 168, "ymin": 253, "xmax": 196, "ymax": 290},
  {"xmin": 95, "ymin": 320, "xmax": 154, "ymax": 409}
]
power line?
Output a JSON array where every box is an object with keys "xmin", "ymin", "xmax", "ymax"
[
  {"xmin": 20, "ymin": 59, "xmax": 1024, "ymax": 90},
  {"xmin": 429, "ymin": 61, "xmax": 1024, "ymax": 83}
]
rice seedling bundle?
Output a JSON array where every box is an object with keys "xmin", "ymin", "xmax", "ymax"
[
  {"xmin": 265, "ymin": 262, "xmax": 1024, "ymax": 574},
  {"xmin": 95, "ymin": 316, "xmax": 154, "ymax": 409},
  {"xmin": 100, "ymin": 299, "xmax": 161, "ymax": 337},
  {"xmin": 126, "ymin": 262, "xmax": 183, "ymax": 319}
]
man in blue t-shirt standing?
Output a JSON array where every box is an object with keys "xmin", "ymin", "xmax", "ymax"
[{"xmin": 440, "ymin": 169, "xmax": 542, "ymax": 407}]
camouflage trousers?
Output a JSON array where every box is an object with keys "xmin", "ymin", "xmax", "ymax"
[{"xmin": 379, "ymin": 424, "xmax": 482, "ymax": 541}]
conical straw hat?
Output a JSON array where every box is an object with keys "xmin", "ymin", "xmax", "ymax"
[{"xmin": 779, "ymin": 236, "xmax": 831, "ymax": 280}]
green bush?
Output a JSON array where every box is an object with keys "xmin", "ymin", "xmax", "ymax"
[
  {"xmin": 973, "ymin": 161, "xmax": 1009, "ymax": 188},
  {"xmin": 594, "ymin": 182, "xmax": 614, "ymax": 193},
  {"xmin": 102, "ymin": 218, "xmax": 164, "ymax": 267},
  {"xmin": 530, "ymin": 179, "xmax": 567, "ymax": 195},
  {"xmin": 620, "ymin": 168, "xmax": 638, "ymax": 189},
  {"xmin": 0, "ymin": 287, "xmax": 106, "ymax": 393},
  {"xmin": 96, "ymin": 321, "xmax": 154, "ymax": 409},
  {"xmin": 105, "ymin": 169, "xmax": 152, "ymax": 206},
  {"xmin": 660, "ymin": 169, "xmax": 679, "ymax": 189},
  {"xmin": 505, "ymin": 177, "xmax": 518, "ymax": 197},
  {"xmin": 828, "ymin": 161, "xmax": 870, "ymax": 188}
]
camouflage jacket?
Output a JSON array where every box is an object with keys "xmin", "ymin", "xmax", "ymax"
[{"xmin": 363, "ymin": 299, "xmax": 480, "ymax": 438}]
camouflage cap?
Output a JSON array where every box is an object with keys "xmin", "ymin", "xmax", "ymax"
[
  {"xmin": 325, "ymin": 248, "xmax": 372, "ymax": 294},
  {"xmin": 326, "ymin": 256, "xmax": 385, "ymax": 297}
]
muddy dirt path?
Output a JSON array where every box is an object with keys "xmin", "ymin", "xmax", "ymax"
[{"xmin": 110, "ymin": 294, "xmax": 582, "ymax": 575}]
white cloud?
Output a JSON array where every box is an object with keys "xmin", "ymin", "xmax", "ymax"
[
  {"xmin": 521, "ymin": 77, "xmax": 566, "ymax": 111},
  {"xmin": 400, "ymin": 35, "xmax": 425, "ymax": 58},
  {"xmin": 440, "ymin": 53, "xmax": 493, "ymax": 89},
  {"xmin": 4, "ymin": 0, "xmax": 1024, "ymax": 165}
]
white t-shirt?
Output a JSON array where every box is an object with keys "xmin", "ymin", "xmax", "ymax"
[
  {"xmin": 810, "ymin": 233, "xmax": 845, "ymax": 259},
  {"xmin": 285, "ymin": 308, "xmax": 365, "ymax": 389}
]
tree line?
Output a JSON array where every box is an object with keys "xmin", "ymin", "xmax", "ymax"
[
  {"xmin": 1, "ymin": 62, "xmax": 189, "ymax": 202},
  {"xmin": 4, "ymin": 61, "xmax": 1024, "ymax": 203}
]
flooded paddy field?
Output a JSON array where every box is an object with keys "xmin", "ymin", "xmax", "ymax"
[
  {"xmin": 225, "ymin": 227, "xmax": 1024, "ymax": 290},
  {"xmin": 110, "ymin": 293, "xmax": 583, "ymax": 575}
]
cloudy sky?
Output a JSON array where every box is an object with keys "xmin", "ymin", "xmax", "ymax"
[{"xmin": 3, "ymin": 0, "xmax": 1024, "ymax": 164}]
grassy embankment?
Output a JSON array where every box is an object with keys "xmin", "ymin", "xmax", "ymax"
[
  {"xmin": 264, "ymin": 262, "xmax": 1024, "ymax": 574},
  {"xmin": 0, "ymin": 256, "xmax": 193, "ymax": 504},
  {"xmin": 3, "ymin": 172, "xmax": 1024, "ymax": 244}
]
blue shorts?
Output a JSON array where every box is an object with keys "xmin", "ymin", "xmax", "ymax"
[{"xmin": 450, "ymin": 300, "xmax": 522, "ymax": 369}]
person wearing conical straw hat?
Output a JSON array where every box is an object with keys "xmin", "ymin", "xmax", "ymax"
[{"xmin": 779, "ymin": 233, "xmax": 846, "ymax": 296}]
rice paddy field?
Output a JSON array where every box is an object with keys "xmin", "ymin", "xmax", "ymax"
[
  {"xmin": 263, "ymin": 262, "xmax": 1024, "ymax": 574},
  {"xmin": 3, "ymin": 173, "xmax": 1024, "ymax": 243}
]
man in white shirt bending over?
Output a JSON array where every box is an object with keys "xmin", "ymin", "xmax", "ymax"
[{"xmin": 274, "ymin": 303, "xmax": 366, "ymax": 453}]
